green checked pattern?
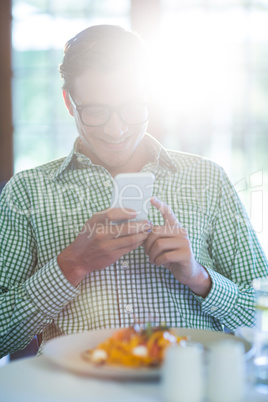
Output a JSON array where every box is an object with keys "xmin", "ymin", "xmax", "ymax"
[{"xmin": 0, "ymin": 134, "xmax": 268, "ymax": 357}]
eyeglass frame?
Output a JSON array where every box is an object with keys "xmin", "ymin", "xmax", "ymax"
[{"xmin": 68, "ymin": 91, "xmax": 149, "ymax": 127}]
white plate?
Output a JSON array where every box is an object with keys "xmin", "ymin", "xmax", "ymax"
[
  {"xmin": 235, "ymin": 326, "xmax": 255, "ymax": 344},
  {"xmin": 43, "ymin": 328, "xmax": 252, "ymax": 380}
]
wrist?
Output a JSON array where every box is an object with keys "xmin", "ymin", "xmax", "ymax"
[
  {"xmin": 186, "ymin": 262, "xmax": 212, "ymax": 298},
  {"xmin": 57, "ymin": 246, "xmax": 86, "ymax": 287}
]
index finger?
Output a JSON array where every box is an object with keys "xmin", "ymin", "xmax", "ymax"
[
  {"xmin": 95, "ymin": 207, "xmax": 137, "ymax": 224},
  {"xmin": 150, "ymin": 197, "xmax": 180, "ymax": 226}
]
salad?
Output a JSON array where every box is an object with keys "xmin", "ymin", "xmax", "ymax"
[{"xmin": 82, "ymin": 324, "xmax": 187, "ymax": 368}]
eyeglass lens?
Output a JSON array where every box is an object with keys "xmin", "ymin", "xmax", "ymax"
[{"xmin": 81, "ymin": 104, "xmax": 148, "ymax": 126}]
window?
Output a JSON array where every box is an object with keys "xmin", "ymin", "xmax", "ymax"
[
  {"xmin": 12, "ymin": 0, "xmax": 131, "ymax": 171},
  {"xmin": 148, "ymin": 0, "xmax": 268, "ymax": 254},
  {"xmin": 12, "ymin": 0, "xmax": 268, "ymax": 254}
]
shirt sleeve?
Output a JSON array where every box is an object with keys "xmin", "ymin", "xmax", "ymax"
[
  {"xmin": 0, "ymin": 177, "xmax": 80, "ymax": 358},
  {"xmin": 193, "ymin": 166, "xmax": 268, "ymax": 332}
]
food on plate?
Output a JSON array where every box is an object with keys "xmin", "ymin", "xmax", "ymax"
[{"xmin": 82, "ymin": 325, "xmax": 188, "ymax": 368}]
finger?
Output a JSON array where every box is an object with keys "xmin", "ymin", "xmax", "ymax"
[
  {"xmin": 150, "ymin": 197, "xmax": 180, "ymax": 226},
  {"xmin": 143, "ymin": 225, "xmax": 181, "ymax": 255},
  {"xmin": 116, "ymin": 236, "xmax": 148, "ymax": 256},
  {"xmin": 143, "ymin": 225, "xmax": 162, "ymax": 255},
  {"xmin": 154, "ymin": 245, "xmax": 193, "ymax": 268},
  {"xmin": 110, "ymin": 231, "xmax": 150, "ymax": 251},
  {"xmin": 94, "ymin": 207, "xmax": 137, "ymax": 224},
  {"xmin": 109, "ymin": 220, "xmax": 152, "ymax": 239},
  {"xmin": 146, "ymin": 238, "xmax": 182, "ymax": 265},
  {"xmin": 154, "ymin": 249, "xmax": 183, "ymax": 267},
  {"xmin": 110, "ymin": 238, "xmax": 147, "ymax": 264}
]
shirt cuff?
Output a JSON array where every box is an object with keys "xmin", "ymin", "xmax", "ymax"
[
  {"xmin": 24, "ymin": 256, "xmax": 81, "ymax": 318},
  {"xmin": 192, "ymin": 267, "xmax": 239, "ymax": 319}
]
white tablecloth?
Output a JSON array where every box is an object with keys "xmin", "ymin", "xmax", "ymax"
[{"xmin": 0, "ymin": 355, "xmax": 267, "ymax": 402}]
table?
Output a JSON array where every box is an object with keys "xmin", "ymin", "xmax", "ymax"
[{"xmin": 0, "ymin": 355, "xmax": 267, "ymax": 402}]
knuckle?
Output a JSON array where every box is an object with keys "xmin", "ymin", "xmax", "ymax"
[
  {"xmin": 162, "ymin": 253, "xmax": 170, "ymax": 264},
  {"xmin": 142, "ymin": 230, "xmax": 149, "ymax": 238},
  {"xmin": 155, "ymin": 238, "xmax": 162, "ymax": 249},
  {"xmin": 134, "ymin": 232, "xmax": 147, "ymax": 243}
]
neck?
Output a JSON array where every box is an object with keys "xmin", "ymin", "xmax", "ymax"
[
  {"xmin": 77, "ymin": 136, "xmax": 154, "ymax": 177},
  {"xmin": 108, "ymin": 142, "xmax": 150, "ymax": 177}
]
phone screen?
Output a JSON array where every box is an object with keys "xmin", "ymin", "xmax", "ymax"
[{"xmin": 110, "ymin": 172, "xmax": 155, "ymax": 221}]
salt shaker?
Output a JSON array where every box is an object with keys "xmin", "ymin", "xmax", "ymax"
[
  {"xmin": 162, "ymin": 342, "xmax": 204, "ymax": 402},
  {"xmin": 207, "ymin": 340, "xmax": 245, "ymax": 402}
]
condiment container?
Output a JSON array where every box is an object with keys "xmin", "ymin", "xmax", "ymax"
[
  {"xmin": 207, "ymin": 340, "xmax": 245, "ymax": 402},
  {"xmin": 162, "ymin": 342, "xmax": 204, "ymax": 402}
]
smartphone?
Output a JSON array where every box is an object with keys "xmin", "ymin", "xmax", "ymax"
[{"xmin": 110, "ymin": 172, "xmax": 155, "ymax": 222}]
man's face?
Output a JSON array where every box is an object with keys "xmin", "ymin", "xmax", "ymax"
[{"xmin": 69, "ymin": 69, "xmax": 148, "ymax": 176}]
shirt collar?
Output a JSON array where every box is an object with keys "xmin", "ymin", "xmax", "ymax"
[
  {"xmin": 52, "ymin": 134, "xmax": 178, "ymax": 181},
  {"xmin": 52, "ymin": 138, "xmax": 82, "ymax": 180},
  {"xmin": 143, "ymin": 133, "xmax": 178, "ymax": 174}
]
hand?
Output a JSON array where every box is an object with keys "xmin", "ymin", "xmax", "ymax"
[
  {"xmin": 58, "ymin": 208, "xmax": 152, "ymax": 286},
  {"xmin": 143, "ymin": 197, "xmax": 212, "ymax": 298}
]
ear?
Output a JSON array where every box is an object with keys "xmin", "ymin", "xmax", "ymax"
[{"xmin": 62, "ymin": 89, "xmax": 74, "ymax": 116}]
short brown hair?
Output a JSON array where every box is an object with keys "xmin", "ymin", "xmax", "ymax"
[{"xmin": 59, "ymin": 25, "xmax": 146, "ymax": 91}]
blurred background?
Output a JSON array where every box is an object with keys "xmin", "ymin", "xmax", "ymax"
[
  {"xmin": 0, "ymin": 0, "xmax": 267, "ymax": 254},
  {"xmin": 0, "ymin": 0, "xmax": 268, "ymax": 365}
]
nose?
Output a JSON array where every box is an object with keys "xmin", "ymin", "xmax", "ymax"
[{"xmin": 103, "ymin": 111, "xmax": 128, "ymax": 138}]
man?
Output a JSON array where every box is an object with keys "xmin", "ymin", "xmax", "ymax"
[{"xmin": 0, "ymin": 25, "xmax": 267, "ymax": 357}]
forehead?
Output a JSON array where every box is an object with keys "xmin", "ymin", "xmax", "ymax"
[{"xmin": 73, "ymin": 68, "xmax": 147, "ymax": 105}]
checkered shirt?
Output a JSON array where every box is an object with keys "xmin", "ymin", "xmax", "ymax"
[{"xmin": 1, "ymin": 134, "xmax": 267, "ymax": 357}]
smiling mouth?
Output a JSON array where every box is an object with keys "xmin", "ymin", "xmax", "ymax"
[{"xmin": 100, "ymin": 135, "xmax": 131, "ymax": 145}]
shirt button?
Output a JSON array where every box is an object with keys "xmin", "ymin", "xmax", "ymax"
[
  {"xmin": 103, "ymin": 180, "xmax": 112, "ymax": 188},
  {"xmin": 125, "ymin": 304, "xmax": 133, "ymax": 313},
  {"xmin": 77, "ymin": 156, "xmax": 84, "ymax": 164},
  {"xmin": 210, "ymin": 305, "xmax": 218, "ymax": 312},
  {"xmin": 121, "ymin": 261, "xmax": 129, "ymax": 270}
]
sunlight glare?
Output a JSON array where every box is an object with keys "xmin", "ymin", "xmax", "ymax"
[{"xmin": 146, "ymin": 9, "xmax": 242, "ymax": 120}]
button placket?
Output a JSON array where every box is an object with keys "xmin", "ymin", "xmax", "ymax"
[{"xmin": 115, "ymin": 258, "xmax": 134, "ymax": 324}]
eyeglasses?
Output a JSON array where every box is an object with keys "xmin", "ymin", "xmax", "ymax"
[{"xmin": 68, "ymin": 92, "xmax": 149, "ymax": 127}]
